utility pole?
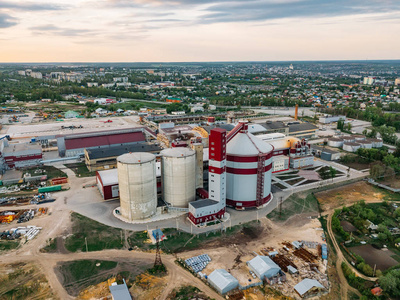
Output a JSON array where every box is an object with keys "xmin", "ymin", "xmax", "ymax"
[
  {"xmin": 279, "ymin": 196, "xmax": 283, "ymax": 216},
  {"xmin": 85, "ymin": 237, "xmax": 88, "ymax": 253},
  {"xmin": 373, "ymin": 264, "xmax": 376, "ymax": 277}
]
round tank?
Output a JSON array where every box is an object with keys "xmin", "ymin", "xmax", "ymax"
[
  {"xmin": 161, "ymin": 148, "xmax": 196, "ymax": 207},
  {"xmin": 343, "ymin": 136, "xmax": 355, "ymax": 143},
  {"xmin": 328, "ymin": 137, "xmax": 344, "ymax": 148},
  {"xmin": 117, "ymin": 152, "xmax": 157, "ymax": 221},
  {"xmin": 226, "ymin": 131, "xmax": 273, "ymax": 209},
  {"xmin": 343, "ymin": 142, "xmax": 361, "ymax": 152},
  {"xmin": 353, "ymin": 135, "xmax": 365, "ymax": 141},
  {"xmin": 358, "ymin": 140, "xmax": 372, "ymax": 149},
  {"xmin": 366, "ymin": 138, "xmax": 383, "ymax": 148}
]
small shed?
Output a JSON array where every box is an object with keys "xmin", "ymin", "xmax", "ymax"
[
  {"xmin": 207, "ymin": 269, "xmax": 239, "ymax": 295},
  {"xmin": 109, "ymin": 279, "xmax": 132, "ymax": 300},
  {"xmin": 294, "ymin": 279, "xmax": 325, "ymax": 298},
  {"xmin": 151, "ymin": 229, "xmax": 166, "ymax": 241},
  {"xmin": 247, "ymin": 256, "xmax": 280, "ymax": 280}
]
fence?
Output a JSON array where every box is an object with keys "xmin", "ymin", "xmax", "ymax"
[
  {"xmin": 239, "ymin": 281, "xmax": 263, "ymax": 290},
  {"xmin": 367, "ymin": 179, "xmax": 400, "ymax": 193}
]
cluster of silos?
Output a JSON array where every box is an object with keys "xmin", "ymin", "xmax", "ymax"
[
  {"xmin": 328, "ymin": 137, "xmax": 344, "ymax": 148},
  {"xmin": 343, "ymin": 142, "xmax": 361, "ymax": 152},
  {"xmin": 117, "ymin": 153, "xmax": 157, "ymax": 221},
  {"xmin": 160, "ymin": 148, "xmax": 196, "ymax": 208}
]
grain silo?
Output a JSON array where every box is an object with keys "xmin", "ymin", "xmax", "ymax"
[
  {"xmin": 117, "ymin": 152, "xmax": 157, "ymax": 221},
  {"xmin": 161, "ymin": 148, "xmax": 196, "ymax": 208},
  {"xmin": 226, "ymin": 123, "xmax": 273, "ymax": 209}
]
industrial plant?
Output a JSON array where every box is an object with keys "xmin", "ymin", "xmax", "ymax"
[{"xmin": 107, "ymin": 119, "xmax": 315, "ymax": 226}]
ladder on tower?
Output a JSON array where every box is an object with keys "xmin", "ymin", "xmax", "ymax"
[{"xmin": 256, "ymin": 154, "xmax": 266, "ymax": 207}]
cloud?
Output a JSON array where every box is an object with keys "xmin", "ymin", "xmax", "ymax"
[
  {"xmin": 30, "ymin": 24, "xmax": 97, "ymax": 37},
  {"xmin": 0, "ymin": 1, "xmax": 65, "ymax": 11},
  {"xmin": 197, "ymin": 0, "xmax": 400, "ymax": 24},
  {"xmin": 0, "ymin": 12, "xmax": 17, "ymax": 28}
]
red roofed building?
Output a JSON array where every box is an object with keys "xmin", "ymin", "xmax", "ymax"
[{"xmin": 57, "ymin": 128, "xmax": 146, "ymax": 157}]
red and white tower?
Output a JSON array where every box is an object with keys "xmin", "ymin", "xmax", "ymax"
[{"xmin": 208, "ymin": 127, "xmax": 227, "ymax": 209}]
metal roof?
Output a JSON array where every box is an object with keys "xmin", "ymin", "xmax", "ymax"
[
  {"xmin": 109, "ymin": 281, "xmax": 132, "ymax": 300},
  {"xmin": 227, "ymin": 132, "xmax": 273, "ymax": 156},
  {"xmin": 247, "ymin": 256, "xmax": 280, "ymax": 277},
  {"xmin": 203, "ymin": 124, "xmax": 235, "ymax": 134},
  {"xmin": 208, "ymin": 269, "xmax": 239, "ymax": 292},
  {"xmin": 65, "ymin": 131, "xmax": 145, "ymax": 150},
  {"xmin": 294, "ymin": 278, "xmax": 324, "ymax": 296},
  {"xmin": 160, "ymin": 147, "xmax": 195, "ymax": 158},
  {"xmin": 117, "ymin": 152, "xmax": 155, "ymax": 164},
  {"xmin": 189, "ymin": 199, "xmax": 219, "ymax": 209},
  {"xmin": 288, "ymin": 123, "xmax": 318, "ymax": 133},
  {"xmin": 97, "ymin": 169, "xmax": 118, "ymax": 186},
  {"xmin": 261, "ymin": 121, "xmax": 287, "ymax": 130},
  {"xmin": 86, "ymin": 142, "xmax": 161, "ymax": 160}
]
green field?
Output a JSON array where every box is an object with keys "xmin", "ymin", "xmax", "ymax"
[
  {"xmin": 65, "ymin": 213, "xmax": 124, "ymax": 252},
  {"xmin": 64, "ymin": 162, "xmax": 96, "ymax": 177},
  {"xmin": 267, "ymin": 193, "xmax": 320, "ymax": 222},
  {"xmin": 0, "ymin": 240, "xmax": 19, "ymax": 252}
]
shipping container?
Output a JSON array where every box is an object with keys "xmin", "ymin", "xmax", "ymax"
[{"xmin": 38, "ymin": 185, "xmax": 62, "ymax": 193}]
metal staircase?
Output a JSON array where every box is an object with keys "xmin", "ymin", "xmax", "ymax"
[{"xmin": 256, "ymin": 154, "xmax": 266, "ymax": 207}]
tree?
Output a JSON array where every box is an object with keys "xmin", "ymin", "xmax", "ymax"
[
  {"xmin": 318, "ymin": 167, "xmax": 331, "ymax": 180},
  {"xmin": 329, "ymin": 166, "xmax": 337, "ymax": 181},
  {"xmin": 370, "ymin": 161, "xmax": 386, "ymax": 180},
  {"xmin": 380, "ymin": 270, "xmax": 400, "ymax": 297},
  {"xmin": 346, "ymin": 122, "xmax": 352, "ymax": 132}
]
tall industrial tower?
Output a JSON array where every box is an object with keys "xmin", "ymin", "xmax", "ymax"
[{"xmin": 208, "ymin": 128, "xmax": 227, "ymax": 210}]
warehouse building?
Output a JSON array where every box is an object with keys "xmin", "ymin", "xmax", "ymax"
[
  {"xmin": 57, "ymin": 128, "xmax": 147, "ymax": 157},
  {"xmin": 207, "ymin": 269, "xmax": 239, "ymax": 295},
  {"xmin": 311, "ymin": 145, "xmax": 341, "ymax": 161},
  {"xmin": 96, "ymin": 169, "xmax": 119, "ymax": 200},
  {"xmin": 2, "ymin": 143, "xmax": 43, "ymax": 169},
  {"xmin": 247, "ymin": 256, "xmax": 281, "ymax": 280},
  {"xmin": 319, "ymin": 115, "xmax": 346, "ymax": 124},
  {"xmin": 294, "ymin": 279, "xmax": 325, "ymax": 298},
  {"xmin": 85, "ymin": 142, "xmax": 162, "ymax": 171},
  {"xmin": 288, "ymin": 122, "xmax": 318, "ymax": 139}
]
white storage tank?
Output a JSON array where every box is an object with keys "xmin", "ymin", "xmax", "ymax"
[
  {"xmin": 328, "ymin": 138, "xmax": 344, "ymax": 148},
  {"xmin": 343, "ymin": 142, "xmax": 361, "ymax": 152},
  {"xmin": 117, "ymin": 152, "xmax": 157, "ymax": 221},
  {"xmin": 161, "ymin": 148, "xmax": 196, "ymax": 208},
  {"xmin": 367, "ymin": 138, "xmax": 383, "ymax": 148},
  {"xmin": 358, "ymin": 140, "xmax": 372, "ymax": 149},
  {"xmin": 353, "ymin": 135, "xmax": 366, "ymax": 142},
  {"xmin": 226, "ymin": 128, "xmax": 273, "ymax": 209},
  {"xmin": 342, "ymin": 136, "xmax": 355, "ymax": 143}
]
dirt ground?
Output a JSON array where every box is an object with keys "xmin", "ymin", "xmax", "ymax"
[
  {"xmin": 315, "ymin": 181, "xmax": 385, "ymax": 212},
  {"xmin": 348, "ymin": 245, "xmax": 399, "ymax": 271},
  {"xmin": 55, "ymin": 258, "xmax": 151, "ymax": 296},
  {"xmin": 182, "ymin": 216, "xmax": 326, "ymax": 300},
  {"xmin": 130, "ymin": 273, "xmax": 169, "ymax": 300},
  {"xmin": 0, "ymin": 262, "xmax": 56, "ymax": 299}
]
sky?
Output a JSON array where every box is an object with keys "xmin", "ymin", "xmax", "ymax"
[{"xmin": 0, "ymin": 0, "xmax": 399, "ymax": 62}]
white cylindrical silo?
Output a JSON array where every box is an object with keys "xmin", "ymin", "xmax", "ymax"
[
  {"xmin": 328, "ymin": 138, "xmax": 344, "ymax": 148},
  {"xmin": 117, "ymin": 152, "xmax": 157, "ymax": 221},
  {"xmin": 161, "ymin": 148, "xmax": 196, "ymax": 208},
  {"xmin": 343, "ymin": 142, "xmax": 361, "ymax": 152},
  {"xmin": 343, "ymin": 136, "xmax": 355, "ymax": 143},
  {"xmin": 358, "ymin": 140, "xmax": 372, "ymax": 149}
]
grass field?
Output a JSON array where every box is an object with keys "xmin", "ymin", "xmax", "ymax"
[
  {"xmin": 65, "ymin": 212, "xmax": 124, "ymax": 252},
  {"xmin": 40, "ymin": 238, "xmax": 57, "ymax": 253},
  {"xmin": 267, "ymin": 193, "xmax": 320, "ymax": 222},
  {"xmin": 57, "ymin": 259, "xmax": 150, "ymax": 296},
  {"xmin": 64, "ymin": 162, "xmax": 96, "ymax": 177},
  {"xmin": 0, "ymin": 240, "xmax": 19, "ymax": 252}
]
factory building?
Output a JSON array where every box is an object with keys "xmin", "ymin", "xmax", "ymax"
[
  {"xmin": 96, "ymin": 169, "xmax": 119, "ymax": 200},
  {"xmin": 318, "ymin": 115, "xmax": 346, "ymax": 124},
  {"xmin": 85, "ymin": 142, "xmax": 161, "ymax": 171},
  {"xmin": 254, "ymin": 121, "xmax": 318, "ymax": 139},
  {"xmin": 2, "ymin": 143, "xmax": 43, "ymax": 169},
  {"xmin": 257, "ymin": 133, "xmax": 313, "ymax": 173},
  {"xmin": 57, "ymin": 128, "xmax": 147, "ymax": 157}
]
